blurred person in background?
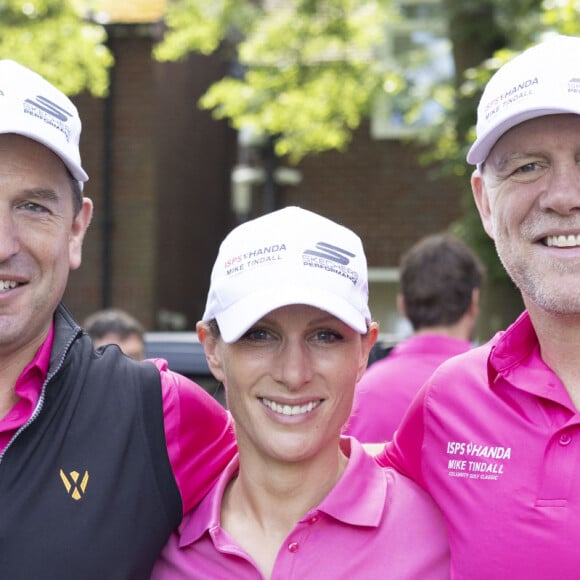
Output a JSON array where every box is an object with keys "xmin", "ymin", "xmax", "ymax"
[
  {"xmin": 344, "ymin": 233, "xmax": 484, "ymax": 442},
  {"xmin": 84, "ymin": 307, "xmax": 146, "ymax": 360}
]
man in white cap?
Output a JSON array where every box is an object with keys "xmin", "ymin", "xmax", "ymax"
[
  {"xmin": 0, "ymin": 60, "xmax": 235, "ymax": 577},
  {"xmin": 376, "ymin": 34, "xmax": 580, "ymax": 577},
  {"xmin": 153, "ymin": 206, "xmax": 450, "ymax": 579}
]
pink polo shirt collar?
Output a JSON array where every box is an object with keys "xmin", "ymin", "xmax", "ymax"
[
  {"xmin": 179, "ymin": 437, "xmax": 386, "ymax": 547},
  {"xmin": 487, "ymin": 311, "xmax": 571, "ymax": 407},
  {"xmin": 0, "ymin": 325, "xmax": 53, "ymax": 453}
]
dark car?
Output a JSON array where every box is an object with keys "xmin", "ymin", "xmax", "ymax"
[{"xmin": 144, "ymin": 332, "xmax": 226, "ymax": 407}]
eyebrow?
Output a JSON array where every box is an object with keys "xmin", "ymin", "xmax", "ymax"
[
  {"xmin": 20, "ymin": 188, "xmax": 60, "ymax": 203},
  {"xmin": 493, "ymin": 151, "xmax": 544, "ymax": 172}
]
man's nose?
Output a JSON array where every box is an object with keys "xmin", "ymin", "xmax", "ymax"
[{"xmin": 0, "ymin": 207, "xmax": 20, "ymax": 261}]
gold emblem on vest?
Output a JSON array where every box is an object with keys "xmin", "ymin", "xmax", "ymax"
[{"xmin": 60, "ymin": 469, "xmax": 89, "ymax": 500}]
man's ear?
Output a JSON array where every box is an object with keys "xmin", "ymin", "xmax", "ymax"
[
  {"xmin": 396, "ymin": 293, "xmax": 406, "ymax": 318},
  {"xmin": 69, "ymin": 197, "xmax": 93, "ymax": 270},
  {"xmin": 196, "ymin": 321, "xmax": 226, "ymax": 383},
  {"xmin": 471, "ymin": 169, "xmax": 495, "ymax": 239},
  {"xmin": 469, "ymin": 287, "xmax": 480, "ymax": 318}
]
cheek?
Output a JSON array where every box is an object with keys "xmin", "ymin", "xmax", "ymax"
[
  {"xmin": 323, "ymin": 351, "xmax": 362, "ymax": 391},
  {"xmin": 221, "ymin": 354, "xmax": 265, "ymax": 394},
  {"xmin": 491, "ymin": 198, "xmax": 524, "ymax": 237}
]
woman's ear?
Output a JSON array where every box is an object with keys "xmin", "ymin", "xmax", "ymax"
[
  {"xmin": 196, "ymin": 321, "xmax": 226, "ymax": 383},
  {"xmin": 358, "ymin": 322, "xmax": 379, "ymax": 382}
]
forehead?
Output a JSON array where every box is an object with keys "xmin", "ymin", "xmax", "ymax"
[
  {"xmin": 264, "ymin": 304, "xmax": 338, "ymax": 319},
  {"xmin": 0, "ymin": 133, "xmax": 69, "ymax": 180},
  {"xmin": 488, "ymin": 113, "xmax": 580, "ymax": 163}
]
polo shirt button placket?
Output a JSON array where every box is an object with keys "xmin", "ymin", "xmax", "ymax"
[{"xmin": 287, "ymin": 541, "xmax": 299, "ymax": 553}]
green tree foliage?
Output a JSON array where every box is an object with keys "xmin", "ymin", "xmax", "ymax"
[
  {"xmin": 156, "ymin": 0, "xmax": 399, "ymax": 163},
  {"xmin": 154, "ymin": 0, "xmax": 258, "ymax": 57},
  {"xmin": 154, "ymin": 0, "xmax": 579, "ymax": 280},
  {"xmin": 0, "ymin": 0, "xmax": 112, "ymax": 96},
  {"xmin": 541, "ymin": 0, "xmax": 580, "ymax": 34}
]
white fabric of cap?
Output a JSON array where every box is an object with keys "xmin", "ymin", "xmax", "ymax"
[
  {"xmin": 0, "ymin": 60, "xmax": 88, "ymax": 188},
  {"xmin": 467, "ymin": 35, "xmax": 580, "ymax": 165},
  {"xmin": 202, "ymin": 206, "xmax": 371, "ymax": 343}
]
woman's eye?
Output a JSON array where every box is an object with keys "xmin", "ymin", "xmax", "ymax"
[
  {"xmin": 315, "ymin": 329, "xmax": 342, "ymax": 343},
  {"xmin": 241, "ymin": 328, "xmax": 270, "ymax": 341}
]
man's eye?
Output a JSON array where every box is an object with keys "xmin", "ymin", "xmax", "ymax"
[
  {"xmin": 20, "ymin": 202, "xmax": 48, "ymax": 212},
  {"xmin": 514, "ymin": 162, "xmax": 537, "ymax": 174},
  {"xmin": 508, "ymin": 161, "xmax": 547, "ymax": 183}
]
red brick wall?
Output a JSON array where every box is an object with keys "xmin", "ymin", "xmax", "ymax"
[
  {"xmin": 153, "ymin": 54, "xmax": 237, "ymax": 329},
  {"xmin": 290, "ymin": 129, "xmax": 466, "ymax": 268},
  {"xmin": 66, "ymin": 30, "xmax": 160, "ymax": 329}
]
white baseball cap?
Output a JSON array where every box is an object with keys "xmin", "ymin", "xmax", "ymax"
[
  {"xmin": 0, "ymin": 60, "xmax": 88, "ymax": 188},
  {"xmin": 202, "ymin": 206, "xmax": 371, "ymax": 343},
  {"xmin": 467, "ymin": 34, "xmax": 580, "ymax": 165}
]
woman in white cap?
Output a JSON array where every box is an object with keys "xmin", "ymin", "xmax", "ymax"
[{"xmin": 152, "ymin": 206, "xmax": 449, "ymax": 579}]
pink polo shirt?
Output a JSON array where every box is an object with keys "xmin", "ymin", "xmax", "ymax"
[
  {"xmin": 344, "ymin": 334, "xmax": 471, "ymax": 443},
  {"xmin": 377, "ymin": 310, "xmax": 580, "ymax": 578},
  {"xmin": 153, "ymin": 437, "xmax": 450, "ymax": 579},
  {"xmin": 0, "ymin": 325, "xmax": 236, "ymax": 514}
]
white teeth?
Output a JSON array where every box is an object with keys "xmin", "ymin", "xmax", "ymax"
[
  {"xmin": 545, "ymin": 234, "xmax": 580, "ymax": 247},
  {"xmin": 0, "ymin": 280, "xmax": 17, "ymax": 290},
  {"xmin": 261, "ymin": 397, "xmax": 321, "ymax": 416}
]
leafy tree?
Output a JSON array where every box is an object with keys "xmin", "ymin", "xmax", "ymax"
[
  {"xmin": 541, "ymin": 0, "xmax": 580, "ymax": 34},
  {"xmin": 0, "ymin": 0, "xmax": 112, "ymax": 96},
  {"xmin": 155, "ymin": 0, "xmax": 399, "ymax": 163},
  {"xmin": 423, "ymin": 0, "xmax": 544, "ymax": 282},
  {"xmin": 154, "ymin": 0, "xmax": 575, "ymax": 280}
]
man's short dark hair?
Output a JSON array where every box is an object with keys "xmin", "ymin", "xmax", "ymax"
[
  {"xmin": 71, "ymin": 177, "xmax": 83, "ymax": 216},
  {"xmin": 400, "ymin": 233, "xmax": 485, "ymax": 330},
  {"xmin": 83, "ymin": 308, "xmax": 145, "ymax": 341}
]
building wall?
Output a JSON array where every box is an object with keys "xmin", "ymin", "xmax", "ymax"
[
  {"xmin": 153, "ymin": 54, "xmax": 237, "ymax": 328},
  {"xmin": 65, "ymin": 28, "xmax": 160, "ymax": 329},
  {"xmin": 65, "ymin": 26, "xmax": 237, "ymax": 331},
  {"xmin": 289, "ymin": 129, "xmax": 465, "ymax": 267}
]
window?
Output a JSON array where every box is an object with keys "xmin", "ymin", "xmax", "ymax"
[
  {"xmin": 368, "ymin": 267, "xmax": 412, "ymax": 340},
  {"xmin": 371, "ymin": 0, "xmax": 453, "ymax": 139}
]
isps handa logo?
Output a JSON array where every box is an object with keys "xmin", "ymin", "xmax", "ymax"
[
  {"xmin": 446, "ymin": 441, "xmax": 511, "ymax": 482},
  {"xmin": 60, "ymin": 469, "xmax": 89, "ymax": 501}
]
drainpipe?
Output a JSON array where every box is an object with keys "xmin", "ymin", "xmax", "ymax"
[{"xmin": 101, "ymin": 28, "xmax": 115, "ymax": 308}]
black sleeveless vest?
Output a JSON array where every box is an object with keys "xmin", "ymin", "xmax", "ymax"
[{"xmin": 0, "ymin": 305, "xmax": 182, "ymax": 579}]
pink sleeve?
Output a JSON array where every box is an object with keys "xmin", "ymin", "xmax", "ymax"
[
  {"xmin": 375, "ymin": 382, "xmax": 427, "ymax": 488},
  {"xmin": 153, "ymin": 359, "xmax": 236, "ymax": 515}
]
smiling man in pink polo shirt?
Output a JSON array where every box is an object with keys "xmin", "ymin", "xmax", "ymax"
[
  {"xmin": 376, "ymin": 34, "xmax": 580, "ymax": 578},
  {"xmin": 0, "ymin": 60, "xmax": 235, "ymax": 578}
]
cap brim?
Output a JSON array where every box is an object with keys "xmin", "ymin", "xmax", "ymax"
[
  {"xmin": 0, "ymin": 126, "xmax": 88, "ymax": 183},
  {"xmin": 214, "ymin": 286, "xmax": 369, "ymax": 343},
  {"xmin": 467, "ymin": 106, "xmax": 580, "ymax": 165}
]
